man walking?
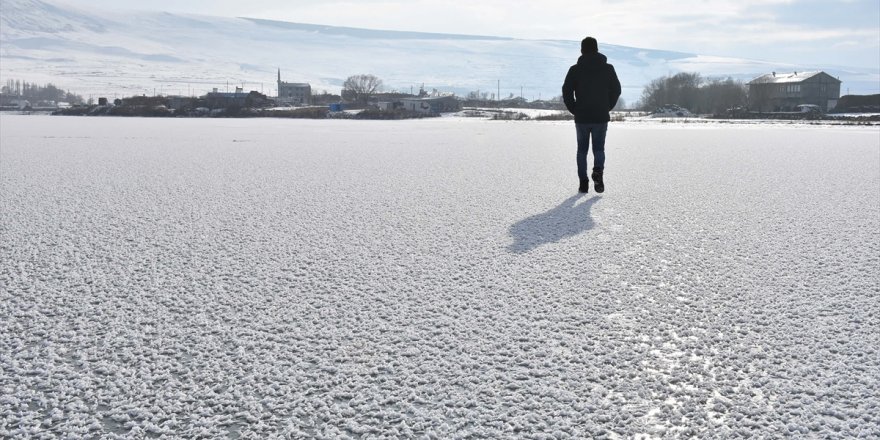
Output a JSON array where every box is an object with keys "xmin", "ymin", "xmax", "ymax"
[{"xmin": 562, "ymin": 37, "xmax": 622, "ymax": 193}]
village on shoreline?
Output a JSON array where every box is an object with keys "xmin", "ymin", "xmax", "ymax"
[{"xmin": 2, "ymin": 70, "xmax": 879, "ymax": 123}]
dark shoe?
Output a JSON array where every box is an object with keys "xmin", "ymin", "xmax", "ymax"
[
  {"xmin": 578, "ymin": 178, "xmax": 589, "ymax": 193},
  {"xmin": 592, "ymin": 170, "xmax": 604, "ymax": 193}
]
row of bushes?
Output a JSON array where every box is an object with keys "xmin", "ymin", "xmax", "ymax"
[
  {"xmin": 54, "ymin": 105, "xmax": 172, "ymax": 117},
  {"xmin": 228, "ymin": 107, "xmax": 437, "ymax": 119},
  {"xmin": 53, "ymin": 104, "xmax": 438, "ymax": 120}
]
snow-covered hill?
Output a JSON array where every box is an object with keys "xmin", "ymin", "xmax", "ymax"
[{"xmin": 1, "ymin": 0, "xmax": 878, "ymax": 104}]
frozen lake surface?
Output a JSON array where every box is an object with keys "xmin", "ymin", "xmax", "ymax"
[{"xmin": 2, "ymin": 115, "xmax": 879, "ymax": 438}]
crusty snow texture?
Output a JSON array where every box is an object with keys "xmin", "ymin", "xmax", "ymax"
[{"xmin": 1, "ymin": 115, "xmax": 879, "ymax": 439}]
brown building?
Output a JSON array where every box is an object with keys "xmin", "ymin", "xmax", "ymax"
[{"xmin": 748, "ymin": 71, "xmax": 841, "ymax": 112}]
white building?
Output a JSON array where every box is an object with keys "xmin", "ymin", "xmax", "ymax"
[{"xmin": 277, "ymin": 69, "xmax": 311, "ymax": 106}]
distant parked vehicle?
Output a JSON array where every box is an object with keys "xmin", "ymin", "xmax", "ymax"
[
  {"xmin": 651, "ymin": 104, "xmax": 692, "ymax": 118},
  {"xmin": 796, "ymin": 104, "xmax": 822, "ymax": 114}
]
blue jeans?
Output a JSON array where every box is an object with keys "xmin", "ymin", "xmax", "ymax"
[{"xmin": 575, "ymin": 123, "xmax": 607, "ymax": 179}]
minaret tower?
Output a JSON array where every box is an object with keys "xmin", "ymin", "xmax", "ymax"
[{"xmin": 277, "ymin": 68, "xmax": 282, "ymax": 99}]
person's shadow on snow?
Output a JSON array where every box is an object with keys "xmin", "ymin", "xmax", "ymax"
[{"xmin": 507, "ymin": 194, "xmax": 600, "ymax": 253}]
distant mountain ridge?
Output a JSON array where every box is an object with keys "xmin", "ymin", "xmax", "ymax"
[
  {"xmin": 240, "ymin": 18, "xmax": 511, "ymax": 41},
  {"xmin": 1, "ymin": 0, "xmax": 877, "ymax": 104}
]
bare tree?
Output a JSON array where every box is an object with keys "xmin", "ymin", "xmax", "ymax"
[
  {"xmin": 637, "ymin": 72, "xmax": 702, "ymax": 110},
  {"xmin": 700, "ymin": 77, "xmax": 748, "ymax": 114},
  {"xmin": 637, "ymin": 72, "xmax": 746, "ymax": 114},
  {"xmin": 342, "ymin": 74, "xmax": 383, "ymax": 105},
  {"xmin": 638, "ymin": 76, "xmax": 669, "ymax": 110}
]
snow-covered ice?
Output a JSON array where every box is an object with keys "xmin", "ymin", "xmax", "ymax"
[{"xmin": 1, "ymin": 115, "xmax": 879, "ymax": 438}]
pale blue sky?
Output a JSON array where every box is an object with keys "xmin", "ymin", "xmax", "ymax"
[{"xmin": 60, "ymin": 0, "xmax": 880, "ymax": 68}]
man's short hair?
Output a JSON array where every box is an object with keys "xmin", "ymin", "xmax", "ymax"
[{"xmin": 581, "ymin": 37, "xmax": 598, "ymax": 54}]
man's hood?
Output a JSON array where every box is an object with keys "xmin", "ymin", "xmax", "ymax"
[{"xmin": 577, "ymin": 53, "xmax": 608, "ymax": 71}]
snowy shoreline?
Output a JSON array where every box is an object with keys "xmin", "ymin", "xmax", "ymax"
[{"xmin": 5, "ymin": 109, "xmax": 880, "ymax": 127}]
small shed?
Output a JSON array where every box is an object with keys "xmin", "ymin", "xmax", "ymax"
[{"xmin": 400, "ymin": 96, "xmax": 460, "ymax": 115}]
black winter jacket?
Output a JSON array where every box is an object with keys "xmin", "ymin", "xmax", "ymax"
[{"xmin": 562, "ymin": 53, "xmax": 622, "ymax": 123}]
